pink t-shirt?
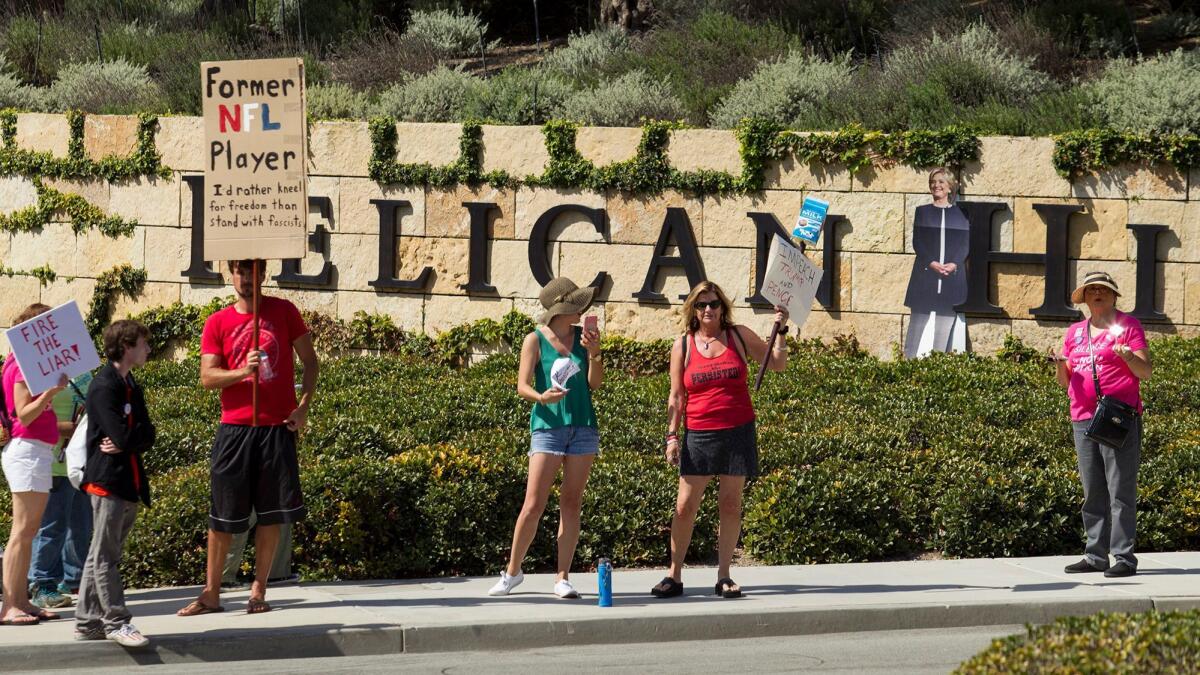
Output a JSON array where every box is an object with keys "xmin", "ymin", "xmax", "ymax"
[
  {"xmin": 2, "ymin": 353, "xmax": 59, "ymax": 445},
  {"xmin": 1063, "ymin": 312, "xmax": 1147, "ymax": 422}
]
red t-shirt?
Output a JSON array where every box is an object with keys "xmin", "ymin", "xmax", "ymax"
[{"xmin": 200, "ymin": 297, "xmax": 309, "ymax": 426}]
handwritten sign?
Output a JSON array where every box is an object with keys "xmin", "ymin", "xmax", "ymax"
[
  {"xmin": 792, "ymin": 196, "xmax": 829, "ymax": 245},
  {"xmin": 761, "ymin": 234, "xmax": 823, "ymax": 330},
  {"xmin": 202, "ymin": 57, "xmax": 308, "ymax": 261},
  {"xmin": 4, "ymin": 302, "xmax": 100, "ymax": 395}
]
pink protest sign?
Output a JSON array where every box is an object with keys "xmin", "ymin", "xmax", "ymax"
[{"xmin": 4, "ymin": 301, "xmax": 101, "ymax": 395}]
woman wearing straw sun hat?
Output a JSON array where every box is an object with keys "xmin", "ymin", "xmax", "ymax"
[
  {"xmin": 1056, "ymin": 271, "xmax": 1151, "ymax": 578},
  {"xmin": 489, "ymin": 277, "xmax": 604, "ymax": 599}
]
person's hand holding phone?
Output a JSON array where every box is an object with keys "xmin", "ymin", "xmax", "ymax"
[
  {"xmin": 582, "ymin": 315, "xmax": 600, "ymax": 357},
  {"xmin": 540, "ymin": 387, "xmax": 568, "ymax": 405}
]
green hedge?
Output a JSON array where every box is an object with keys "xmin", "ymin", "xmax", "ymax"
[
  {"xmin": 2, "ymin": 330, "xmax": 1199, "ymax": 587},
  {"xmin": 957, "ymin": 610, "xmax": 1200, "ymax": 673}
]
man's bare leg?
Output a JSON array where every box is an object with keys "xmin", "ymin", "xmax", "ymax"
[
  {"xmin": 248, "ymin": 524, "xmax": 280, "ymax": 612},
  {"xmin": 178, "ymin": 530, "xmax": 232, "ymax": 615}
]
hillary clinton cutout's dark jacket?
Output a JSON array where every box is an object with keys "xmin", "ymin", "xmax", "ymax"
[
  {"xmin": 904, "ymin": 203, "xmax": 971, "ymax": 313},
  {"xmin": 81, "ymin": 363, "xmax": 155, "ymax": 506}
]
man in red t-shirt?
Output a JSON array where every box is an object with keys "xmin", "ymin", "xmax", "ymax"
[{"xmin": 178, "ymin": 259, "xmax": 319, "ymax": 617}]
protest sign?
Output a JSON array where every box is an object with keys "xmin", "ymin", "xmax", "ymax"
[
  {"xmin": 202, "ymin": 57, "xmax": 308, "ymax": 261},
  {"xmin": 4, "ymin": 301, "xmax": 100, "ymax": 395},
  {"xmin": 792, "ymin": 196, "xmax": 829, "ymax": 245},
  {"xmin": 761, "ymin": 234, "xmax": 824, "ymax": 330}
]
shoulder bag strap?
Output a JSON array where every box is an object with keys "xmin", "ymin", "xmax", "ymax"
[
  {"xmin": 1086, "ymin": 322, "xmax": 1103, "ymax": 399},
  {"xmin": 681, "ymin": 333, "xmax": 690, "ymax": 369}
]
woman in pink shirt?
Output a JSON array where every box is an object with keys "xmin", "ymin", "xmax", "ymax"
[
  {"xmin": 1, "ymin": 303, "xmax": 70, "ymax": 626},
  {"xmin": 1055, "ymin": 272, "xmax": 1151, "ymax": 579}
]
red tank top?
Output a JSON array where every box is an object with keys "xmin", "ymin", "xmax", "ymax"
[{"xmin": 683, "ymin": 330, "xmax": 755, "ymax": 431}]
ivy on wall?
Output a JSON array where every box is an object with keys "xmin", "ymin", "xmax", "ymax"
[
  {"xmin": 0, "ymin": 263, "xmax": 56, "ymax": 286},
  {"xmin": 0, "ymin": 109, "xmax": 169, "ymax": 181},
  {"xmin": 369, "ymin": 117, "xmax": 984, "ymax": 195},
  {"xmin": 86, "ymin": 263, "xmax": 147, "ymax": 338},
  {"xmin": 0, "ymin": 178, "xmax": 138, "ymax": 236},
  {"xmin": 1051, "ymin": 128, "xmax": 1200, "ymax": 179}
]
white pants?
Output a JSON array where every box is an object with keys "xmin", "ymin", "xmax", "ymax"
[
  {"xmin": 2, "ymin": 437, "xmax": 54, "ymax": 493},
  {"xmin": 905, "ymin": 311, "xmax": 967, "ymax": 359}
]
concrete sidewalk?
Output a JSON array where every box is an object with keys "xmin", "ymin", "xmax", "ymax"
[{"xmin": 3, "ymin": 552, "xmax": 1200, "ymax": 669}]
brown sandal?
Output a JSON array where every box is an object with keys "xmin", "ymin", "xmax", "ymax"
[
  {"xmin": 177, "ymin": 599, "xmax": 225, "ymax": 617},
  {"xmin": 246, "ymin": 597, "xmax": 272, "ymax": 614}
]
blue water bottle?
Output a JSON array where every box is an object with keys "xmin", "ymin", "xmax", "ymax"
[{"xmin": 598, "ymin": 557, "xmax": 612, "ymax": 607}]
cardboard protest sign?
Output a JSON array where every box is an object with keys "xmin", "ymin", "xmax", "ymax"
[
  {"xmin": 202, "ymin": 57, "xmax": 307, "ymax": 261},
  {"xmin": 4, "ymin": 302, "xmax": 100, "ymax": 395},
  {"xmin": 792, "ymin": 196, "xmax": 829, "ymax": 245},
  {"xmin": 761, "ymin": 234, "xmax": 823, "ymax": 330}
]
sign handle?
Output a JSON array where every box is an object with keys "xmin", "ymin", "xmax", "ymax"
[
  {"xmin": 252, "ymin": 259, "xmax": 260, "ymax": 428},
  {"xmin": 753, "ymin": 241, "xmax": 805, "ymax": 392}
]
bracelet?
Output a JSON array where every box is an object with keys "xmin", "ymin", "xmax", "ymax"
[
  {"xmin": 666, "ymin": 431, "xmax": 678, "ymax": 440},
  {"xmin": 777, "ymin": 325, "xmax": 789, "ymax": 335},
  {"xmin": 589, "ymin": 353, "xmax": 602, "ymax": 363}
]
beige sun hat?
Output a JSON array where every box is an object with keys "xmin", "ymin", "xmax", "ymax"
[
  {"xmin": 538, "ymin": 277, "xmax": 595, "ymax": 324},
  {"xmin": 1070, "ymin": 271, "xmax": 1121, "ymax": 304}
]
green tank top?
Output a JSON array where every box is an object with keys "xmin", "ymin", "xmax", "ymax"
[{"xmin": 530, "ymin": 327, "xmax": 597, "ymax": 432}]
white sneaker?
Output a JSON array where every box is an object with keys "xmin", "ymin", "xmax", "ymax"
[
  {"xmin": 554, "ymin": 579, "xmax": 580, "ymax": 599},
  {"xmin": 107, "ymin": 623, "xmax": 150, "ymax": 648},
  {"xmin": 488, "ymin": 571, "xmax": 524, "ymax": 596}
]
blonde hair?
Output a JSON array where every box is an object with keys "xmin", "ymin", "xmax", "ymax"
[
  {"xmin": 680, "ymin": 281, "xmax": 735, "ymax": 333},
  {"xmin": 928, "ymin": 167, "xmax": 958, "ymax": 198}
]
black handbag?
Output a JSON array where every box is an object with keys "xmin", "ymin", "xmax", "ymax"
[{"xmin": 1082, "ymin": 324, "xmax": 1138, "ymax": 449}]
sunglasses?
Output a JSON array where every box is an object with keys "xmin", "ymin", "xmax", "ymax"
[{"xmin": 694, "ymin": 300, "xmax": 723, "ymax": 311}]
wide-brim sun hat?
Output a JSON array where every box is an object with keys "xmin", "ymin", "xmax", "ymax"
[
  {"xmin": 1071, "ymin": 271, "xmax": 1120, "ymax": 304},
  {"xmin": 538, "ymin": 277, "xmax": 595, "ymax": 324}
]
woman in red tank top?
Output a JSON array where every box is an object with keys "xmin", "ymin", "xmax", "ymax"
[{"xmin": 650, "ymin": 281, "xmax": 790, "ymax": 600}]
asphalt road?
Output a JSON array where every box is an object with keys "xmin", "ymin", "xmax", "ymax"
[{"xmin": 24, "ymin": 624, "xmax": 1025, "ymax": 674}]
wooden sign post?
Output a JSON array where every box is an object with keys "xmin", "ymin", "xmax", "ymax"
[{"xmin": 202, "ymin": 58, "xmax": 307, "ymax": 425}]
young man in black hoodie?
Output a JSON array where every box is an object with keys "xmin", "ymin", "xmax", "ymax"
[{"xmin": 75, "ymin": 320, "xmax": 154, "ymax": 648}]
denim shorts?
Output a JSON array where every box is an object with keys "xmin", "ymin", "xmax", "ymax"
[{"xmin": 529, "ymin": 425, "xmax": 600, "ymax": 457}]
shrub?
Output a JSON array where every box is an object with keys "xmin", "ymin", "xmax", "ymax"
[
  {"xmin": 48, "ymin": 58, "xmax": 163, "ymax": 114},
  {"xmin": 557, "ymin": 70, "xmax": 686, "ymax": 126},
  {"xmin": 329, "ymin": 28, "xmax": 440, "ymax": 92},
  {"xmin": 881, "ymin": 22, "xmax": 1052, "ymax": 109},
  {"xmin": 404, "ymin": 8, "xmax": 497, "ymax": 61},
  {"xmin": 374, "ymin": 65, "xmax": 482, "ymax": 122},
  {"xmin": 956, "ymin": 610, "xmax": 1200, "ymax": 673},
  {"xmin": 2, "ymin": 15, "xmax": 90, "ymax": 85},
  {"xmin": 541, "ymin": 26, "xmax": 632, "ymax": 86},
  {"xmin": 1090, "ymin": 49, "xmax": 1200, "ymax": 135},
  {"xmin": 307, "ymin": 82, "xmax": 372, "ymax": 120},
  {"xmin": 468, "ymin": 66, "xmax": 572, "ymax": 125},
  {"xmin": 0, "ymin": 57, "xmax": 48, "ymax": 110},
  {"xmin": 709, "ymin": 51, "xmax": 854, "ymax": 129},
  {"xmin": 630, "ymin": 10, "xmax": 794, "ymax": 125}
]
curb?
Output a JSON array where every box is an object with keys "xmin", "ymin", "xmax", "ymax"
[{"xmin": 5, "ymin": 596, "xmax": 1199, "ymax": 668}]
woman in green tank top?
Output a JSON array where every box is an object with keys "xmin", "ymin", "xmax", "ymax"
[{"xmin": 488, "ymin": 278, "xmax": 604, "ymax": 600}]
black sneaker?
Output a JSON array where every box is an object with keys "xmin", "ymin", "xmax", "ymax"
[
  {"xmin": 1104, "ymin": 561, "xmax": 1136, "ymax": 578},
  {"xmin": 1064, "ymin": 559, "xmax": 1105, "ymax": 573}
]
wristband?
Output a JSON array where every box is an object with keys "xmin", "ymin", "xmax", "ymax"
[
  {"xmin": 666, "ymin": 431, "xmax": 678, "ymax": 440},
  {"xmin": 777, "ymin": 325, "xmax": 789, "ymax": 335}
]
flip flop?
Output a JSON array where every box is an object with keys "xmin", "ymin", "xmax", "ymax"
[
  {"xmin": 33, "ymin": 609, "xmax": 60, "ymax": 621},
  {"xmin": 246, "ymin": 597, "xmax": 271, "ymax": 615},
  {"xmin": 0, "ymin": 613, "xmax": 39, "ymax": 626},
  {"xmin": 650, "ymin": 576, "xmax": 684, "ymax": 599},
  {"xmin": 177, "ymin": 599, "xmax": 225, "ymax": 617},
  {"xmin": 714, "ymin": 577, "xmax": 742, "ymax": 599}
]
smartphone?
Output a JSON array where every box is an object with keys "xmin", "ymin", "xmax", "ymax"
[{"xmin": 584, "ymin": 315, "xmax": 598, "ymax": 334}]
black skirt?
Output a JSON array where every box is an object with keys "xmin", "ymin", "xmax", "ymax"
[{"xmin": 680, "ymin": 420, "xmax": 758, "ymax": 478}]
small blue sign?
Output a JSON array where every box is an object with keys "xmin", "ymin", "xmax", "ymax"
[{"xmin": 792, "ymin": 196, "xmax": 829, "ymax": 245}]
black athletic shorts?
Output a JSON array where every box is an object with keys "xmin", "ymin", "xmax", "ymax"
[{"xmin": 209, "ymin": 424, "xmax": 306, "ymax": 534}]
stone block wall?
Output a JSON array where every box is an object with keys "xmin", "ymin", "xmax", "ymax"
[{"xmin": 1, "ymin": 113, "xmax": 1197, "ymax": 358}]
